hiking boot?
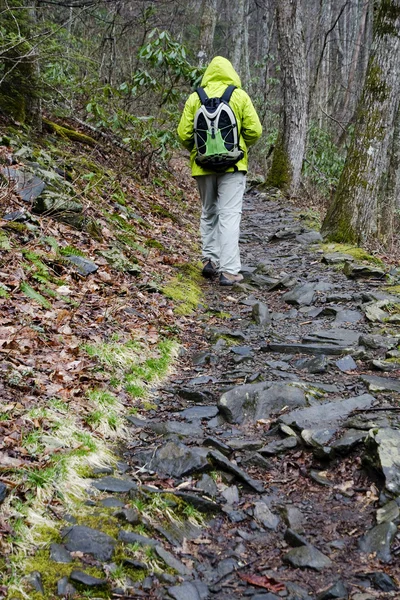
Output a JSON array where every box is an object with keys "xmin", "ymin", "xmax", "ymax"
[
  {"xmin": 219, "ymin": 272, "xmax": 244, "ymax": 286},
  {"xmin": 202, "ymin": 259, "xmax": 217, "ymax": 279}
]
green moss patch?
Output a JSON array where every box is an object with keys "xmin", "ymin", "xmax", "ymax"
[
  {"xmin": 162, "ymin": 263, "xmax": 202, "ymax": 315},
  {"xmin": 319, "ymin": 243, "xmax": 384, "ymax": 266}
]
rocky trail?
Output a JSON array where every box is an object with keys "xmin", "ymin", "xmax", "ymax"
[{"xmin": 21, "ymin": 188, "xmax": 400, "ymax": 600}]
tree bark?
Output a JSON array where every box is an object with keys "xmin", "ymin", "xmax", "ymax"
[
  {"xmin": 267, "ymin": 0, "xmax": 309, "ymax": 195},
  {"xmin": 321, "ymin": 0, "xmax": 400, "ymax": 244},
  {"xmin": 198, "ymin": 0, "xmax": 217, "ymax": 67}
]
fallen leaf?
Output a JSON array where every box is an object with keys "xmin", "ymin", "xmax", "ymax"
[{"xmin": 238, "ymin": 573, "xmax": 285, "ymax": 592}]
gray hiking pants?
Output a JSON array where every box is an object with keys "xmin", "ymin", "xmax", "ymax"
[{"xmin": 196, "ymin": 171, "xmax": 246, "ymax": 275}]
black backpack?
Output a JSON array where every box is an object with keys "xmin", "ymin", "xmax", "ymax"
[{"xmin": 193, "ymin": 85, "xmax": 244, "ymax": 172}]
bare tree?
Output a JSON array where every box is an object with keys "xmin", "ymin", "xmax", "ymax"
[{"xmin": 321, "ymin": 0, "xmax": 400, "ymax": 244}]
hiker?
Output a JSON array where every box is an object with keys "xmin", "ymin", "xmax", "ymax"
[{"xmin": 177, "ymin": 56, "xmax": 262, "ymax": 286}]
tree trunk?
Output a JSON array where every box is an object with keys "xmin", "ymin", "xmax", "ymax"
[
  {"xmin": 198, "ymin": 0, "xmax": 217, "ymax": 67},
  {"xmin": 0, "ymin": 0, "xmax": 42, "ymax": 128},
  {"xmin": 231, "ymin": 0, "xmax": 246, "ymax": 71},
  {"xmin": 266, "ymin": 0, "xmax": 309, "ymax": 195},
  {"xmin": 321, "ymin": 0, "xmax": 400, "ymax": 244}
]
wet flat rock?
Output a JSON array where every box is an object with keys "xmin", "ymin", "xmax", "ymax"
[
  {"xmin": 218, "ymin": 381, "xmax": 307, "ymax": 424},
  {"xmin": 138, "ymin": 441, "xmax": 209, "ymax": 477},
  {"xmin": 279, "ymin": 394, "xmax": 376, "ymax": 432},
  {"xmin": 367, "ymin": 428, "xmax": 400, "ymax": 494},
  {"xmin": 358, "ymin": 521, "xmax": 397, "ymax": 563},
  {"xmin": 283, "ymin": 544, "xmax": 332, "ymax": 570},
  {"xmin": 91, "ymin": 476, "xmax": 136, "ymax": 493},
  {"xmin": 61, "ymin": 526, "xmax": 116, "ymax": 561}
]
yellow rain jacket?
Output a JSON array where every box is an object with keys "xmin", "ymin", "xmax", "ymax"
[{"xmin": 177, "ymin": 56, "xmax": 262, "ymax": 176}]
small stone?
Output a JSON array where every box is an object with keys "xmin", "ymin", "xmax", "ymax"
[
  {"xmin": 358, "ymin": 521, "xmax": 397, "ymax": 562},
  {"xmin": 284, "ymin": 528, "xmax": 308, "ymax": 547},
  {"xmin": 155, "ymin": 545, "xmax": 191, "ymax": 576},
  {"xmin": 331, "ymin": 429, "xmax": 366, "ymax": 454},
  {"xmin": 114, "ymin": 507, "xmax": 140, "ymax": 525},
  {"xmin": 69, "ymin": 571, "xmax": 107, "ymax": 587},
  {"xmin": 259, "ymin": 437, "xmax": 297, "ymax": 455},
  {"xmin": 179, "ymin": 406, "xmax": 219, "ymax": 420},
  {"xmin": 253, "ymin": 501, "xmax": 279, "ymax": 530},
  {"xmin": 376, "ymin": 500, "xmax": 399, "ymax": 524},
  {"xmin": 25, "ymin": 572, "xmax": 44, "ymax": 594},
  {"xmin": 57, "ymin": 576, "xmax": 77, "ymax": 597},
  {"xmin": 168, "ymin": 582, "xmax": 201, "ymax": 600},
  {"xmin": 252, "ymin": 302, "xmax": 271, "ymax": 326},
  {"xmin": 283, "ymin": 545, "xmax": 332, "ymax": 570},
  {"xmin": 0, "ymin": 483, "xmax": 8, "ymax": 504},
  {"xmin": 306, "ymin": 355, "xmax": 328, "ymax": 374},
  {"xmin": 196, "ymin": 474, "xmax": 218, "ymax": 497},
  {"xmin": 335, "ymin": 355, "xmax": 357, "ymax": 372},
  {"xmin": 99, "ymin": 497, "xmax": 126, "ymax": 508},
  {"xmin": 65, "ymin": 255, "xmax": 98, "ymax": 276},
  {"xmin": 62, "ymin": 526, "xmax": 116, "ymax": 561},
  {"xmin": 146, "ymin": 441, "xmax": 209, "ymax": 477},
  {"xmin": 367, "ymin": 571, "xmax": 398, "ymax": 591},
  {"xmin": 317, "ymin": 580, "xmax": 348, "ymax": 599},
  {"xmin": 92, "ymin": 476, "xmax": 136, "ymax": 493},
  {"xmin": 209, "ymin": 449, "xmax": 264, "ymax": 493},
  {"xmin": 285, "ymin": 581, "xmax": 311, "ymax": 599},
  {"xmin": 221, "ymin": 485, "xmax": 239, "ymax": 505},
  {"xmin": 310, "ymin": 471, "xmax": 333, "ymax": 487},
  {"xmin": 118, "ymin": 530, "xmax": 159, "ymax": 546},
  {"xmin": 50, "ymin": 543, "xmax": 72, "ymax": 563},
  {"xmin": 279, "ymin": 506, "xmax": 305, "ymax": 533}
]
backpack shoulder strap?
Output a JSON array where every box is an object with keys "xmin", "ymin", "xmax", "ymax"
[
  {"xmin": 196, "ymin": 87, "xmax": 208, "ymax": 105},
  {"xmin": 220, "ymin": 85, "xmax": 236, "ymax": 104}
]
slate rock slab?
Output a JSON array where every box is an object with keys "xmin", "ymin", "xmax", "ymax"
[
  {"xmin": 317, "ymin": 580, "xmax": 348, "ymax": 599},
  {"xmin": 155, "ymin": 545, "xmax": 191, "ymax": 576},
  {"xmin": 62, "ymin": 526, "xmax": 116, "ymax": 561},
  {"xmin": 283, "ymin": 545, "xmax": 332, "ymax": 570},
  {"xmin": 366, "ymin": 428, "xmax": 400, "ymax": 494},
  {"xmin": 358, "ymin": 521, "xmax": 397, "ymax": 563},
  {"xmin": 218, "ymin": 381, "xmax": 307, "ymax": 424},
  {"xmin": 0, "ymin": 482, "xmax": 8, "ymax": 504},
  {"xmin": 361, "ymin": 374, "xmax": 400, "ymax": 393},
  {"xmin": 57, "ymin": 576, "xmax": 77, "ymax": 597},
  {"xmin": 65, "ymin": 255, "xmax": 98, "ymax": 276},
  {"xmin": 331, "ymin": 429, "xmax": 366, "ymax": 454},
  {"xmin": 168, "ymin": 582, "xmax": 201, "ymax": 600},
  {"xmin": 279, "ymin": 394, "xmax": 376, "ymax": 433},
  {"xmin": 25, "ymin": 572, "xmax": 44, "ymax": 594},
  {"xmin": 146, "ymin": 441, "xmax": 209, "ymax": 477},
  {"xmin": 50, "ymin": 542, "xmax": 72, "ymax": 563},
  {"xmin": 1, "ymin": 166, "xmax": 46, "ymax": 202},
  {"xmin": 209, "ymin": 449, "xmax": 264, "ymax": 493},
  {"xmin": 376, "ymin": 501, "xmax": 399, "ymax": 525},
  {"xmin": 253, "ymin": 501, "xmax": 279, "ymax": 530},
  {"xmin": 302, "ymin": 328, "xmax": 360, "ymax": 347},
  {"xmin": 92, "ymin": 476, "xmax": 136, "ymax": 493},
  {"xmin": 267, "ymin": 342, "xmax": 351, "ymax": 356},
  {"xmin": 178, "ymin": 406, "xmax": 219, "ymax": 420},
  {"xmin": 335, "ymin": 355, "xmax": 358, "ymax": 372},
  {"xmin": 118, "ymin": 530, "xmax": 159, "ymax": 546},
  {"xmin": 69, "ymin": 570, "xmax": 107, "ymax": 587},
  {"xmin": 343, "ymin": 263, "xmax": 386, "ymax": 279},
  {"xmin": 258, "ymin": 437, "xmax": 297, "ymax": 455},
  {"xmin": 282, "ymin": 282, "xmax": 331, "ymax": 306}
]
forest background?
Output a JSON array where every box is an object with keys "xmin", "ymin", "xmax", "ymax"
[{"xmin": 1, "ymin": 0, "xmax": 399, "ymax": 249}]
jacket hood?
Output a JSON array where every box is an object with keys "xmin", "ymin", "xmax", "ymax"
[{"xmin": 201, "ymin": 56, "xmax": 241, "ymax": 88}]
